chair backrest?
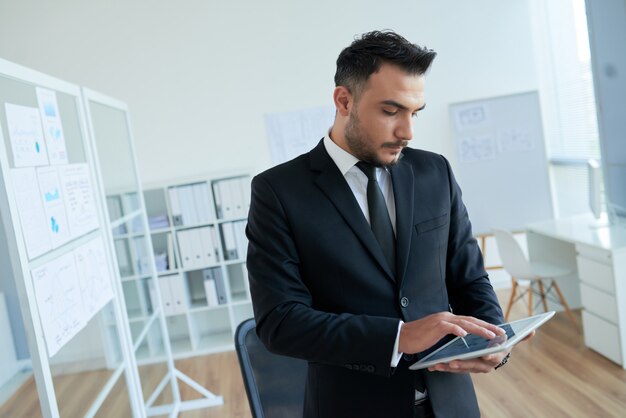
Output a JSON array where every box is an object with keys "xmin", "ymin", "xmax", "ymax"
[
  {"xmin": 235, "ymin": 318, "xmax": 308, "ymax": 418},
  {"xmin": 492, "ymin": 229, "xmax": 536, "ymax": 280}
]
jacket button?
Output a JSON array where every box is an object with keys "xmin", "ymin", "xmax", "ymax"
[
  {"xmin": 400, "ymin": 297, "xmax": 409, "ymax": 308},
  {"xmin": 366, "ymin": 365, "xmax": 375, "ymax": 373}
]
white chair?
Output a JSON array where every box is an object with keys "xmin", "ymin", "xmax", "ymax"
[{"xmin": 492, "ymin": 228, "xmax": 579, "ymax": 330}]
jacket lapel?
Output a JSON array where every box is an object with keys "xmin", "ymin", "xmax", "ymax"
[
  {"xmin": 389, "ymin": 155, "xmax": 415, "ymax": 287},
  {"xmin": 309, "ymin": 140, "xmax": 395, "ymax": 282}
]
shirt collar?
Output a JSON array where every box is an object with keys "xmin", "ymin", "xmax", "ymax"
[{"xmin": 323, "ymin": 134, "xmax": 360, "ymax": 176}]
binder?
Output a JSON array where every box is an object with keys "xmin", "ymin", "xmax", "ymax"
[
  {"xmin": 202, "ymin": 270, "xmax": 219, "ymax": 306},
  {"xmin": 158, "ymin": 276, "xmax": 176, "ymax": 316},
  {"xmin": 212, "ymin": 268, "xmax": 228, "ymax": 304},
  {"xmin": 193, "ymin": 182, "xmax": 215, "ymax": 223},
  {"xmin": 188, "ymin": 228, "xmax": 204, "ymax": 268},
  {"xmin": 177, "ymin": 229, "xmax": 195, "ymax": 269},
  {"xmin": 166, "ymin": 233, "xmax": 176, "ymax": 270},
  {"xmin": 233, "ymin": 221, "xmax": 247, "ymax": 261},
  {"xmin": 240, "ymin": 263, "xmax": 251, "ymax": 299},
  {"xmin": 198, "ymin": 226, "xmax": 216, "ymax": 266},
  {"xmin": 168, "ymin": 186, "xmax": 183, "ymax": 226},
  {"xmin": 232, "ymin": 178, "xmax": 246, "ymax": 218},
  {"xmin": 221, "ymin": 222, "xmax": 238, "ymax": 260},
  {"xmin": 210, "ymin": 226, "xmax": 220, "ymax": 262},
  {"xmin": 218, "ymin": 179, "xmax": 234, "ymax": 219},
  {"xmin": 178, "ymin": 185, "xmax": 198, "ymax": 226},
  {"xmin": 212, "ymin": 180, "xmax": 223, "ymax": 218},
  {"xmin": 168, "ymin": 275, "xmax": 188, "ymax": 314},
  {"xmin": 240, "ymin": 177, "xmax": 252, "ymax": 216},
  {"xmin": 114, "ymin": 240, "xmax": 132, "ymax": 276}
]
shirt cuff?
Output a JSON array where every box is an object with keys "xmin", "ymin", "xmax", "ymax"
[{"xmin": 390, "ymin": 320, "xmax": 404, "ymax": 367}]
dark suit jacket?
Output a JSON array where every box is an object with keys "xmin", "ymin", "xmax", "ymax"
[{"xmin": 246, "ymin": 140, "xmax": 504, "ymax": 418}]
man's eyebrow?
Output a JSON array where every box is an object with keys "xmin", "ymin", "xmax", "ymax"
[{"xmin": 381, "ymin": 100, "xmax": 426, "ymax": 112}]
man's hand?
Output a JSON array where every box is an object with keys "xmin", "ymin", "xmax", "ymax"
[
  {"xmin": 427, "ymin": 330, "xmax": 536, "ymax": 374},
  {"xmin": 398, "ymin": 312, "xmax": 505, "ymax": 354}
]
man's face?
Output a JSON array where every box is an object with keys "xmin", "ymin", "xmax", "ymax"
[{"xmin": 344, "ymin": 63, "xmax": 426, "ymax": 167}]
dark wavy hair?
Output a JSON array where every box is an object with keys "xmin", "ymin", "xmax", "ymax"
[{"xmin": 334, "ymin": 30, "xmax": 437, "ymax": 98}]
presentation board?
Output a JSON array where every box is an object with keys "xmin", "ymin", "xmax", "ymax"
[
  {"xmin": 449, "ymin": 91, "xmax": 554, "ymax": 235},
  {"xmin": 0, "ymin": 58, "xmax": 141, "ymax": 418}
]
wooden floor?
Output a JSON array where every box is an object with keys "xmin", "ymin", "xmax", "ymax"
[{"xmin": 2, "ymin": 289, "xmax": 626, "ymax": 417}]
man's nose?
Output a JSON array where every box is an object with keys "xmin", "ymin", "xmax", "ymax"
[{"xmin": 395, "ymin": 115, "xmax": 414, "ymax": 141}]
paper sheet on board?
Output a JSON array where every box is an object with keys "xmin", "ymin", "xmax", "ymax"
[
  {"xmin": 36, "ymin": 87, "xmax": 68, "ymax": 165},
  {"xmin": 31, "ymin": 252, "xmax": 86, "ymax": 357},
  {"xmin": 10, "ymin": 168, "xmax": 53, "ymax": 259},
  {"xmin": 5, "ymin": 103, "xmax": 49, "ymax": 167}
]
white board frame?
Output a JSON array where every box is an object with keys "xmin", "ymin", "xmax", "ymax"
[
  {"xmin": 449, "ymin": 91, "xmax": 554, "ymax": 235},
  {"xmin": 0, "ymin": 58, "xmax": 144, "ymax": 418}
]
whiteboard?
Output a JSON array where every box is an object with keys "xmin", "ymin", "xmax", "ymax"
[{"xmin": 449, "ymin": 91, "xmax": 553, "ymax": 235}]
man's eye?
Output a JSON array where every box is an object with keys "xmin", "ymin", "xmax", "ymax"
[
  {"xmin": 412, "ymin": 112, "xmax": 419, "ymax": 118},
  {"xmin": 383, "ymin": 109, "xmax": 397, "ymax": 116}
]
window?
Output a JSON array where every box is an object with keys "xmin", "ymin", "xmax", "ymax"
[{"xmin": 532, "ymin": 0, "xmax": 601, "ymax": 217}]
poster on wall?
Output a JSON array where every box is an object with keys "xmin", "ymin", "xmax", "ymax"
[
  {"xmin": 36, "ymin": 87, "xmax": 68, "ymax": 165},
  {"xmin": 5, "ymin": 103, "xmax": 49, "ymax": 167}
]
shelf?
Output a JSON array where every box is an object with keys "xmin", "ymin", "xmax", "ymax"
[
  {"xmin": 157, "ymin": 269, "xmax": 180, "ymax": 276},
  {"xmin": 134, "ymin": 172, "xmax": 251, "ymax": 362},
  {"xmin": 188, "ymin": 304, "xmax": 229, "ymax": 314},
  {"xmin": 128, "ymin": 315, "xmax": 150, "ymax": 323},
  {"xmin": 188, "ymin": 299, "xmax": 208, "ymax": 310},
  {"xmin": 178, "ymin": 263, "xmax": 222, "ymax": 273},
  {"xmin": 230, "ymin": 291, "xmax": 247, "ymax": 303},
  {"xmin": 126, "ymin": 308, "xmax": 146, "ymax": 321},
  {"xmin": 196, "ymin": 330, "xmax": 233, "ymax": 352},
  {"xmin": 169, "ymin": 337, "xmax": 193, "ymax": 355},
  {"xmin": 121, "ymin": 274, "xmax": 153, "ymax": 283},
  {"xmin": 149, "ymin": 227, "xmax": 172, "ymax": 235},
  {"xmin": 223, "ymin": 259, "xmax": 245, "ymax": 266},
  {"xmin": 113, "ymin": 232, "xmax": 147, "ymax": 240},
  {"xmin": 215, "ymin": 216, "xmax": 248, "ymax": 224},
  {"xmin": 174, "ymin": 221, "xmax": 219, "ymax": 231}
]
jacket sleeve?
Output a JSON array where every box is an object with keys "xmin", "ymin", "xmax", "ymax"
[
  {"xmin": 245, "ymin": 174, "xmax": 399, "ymax": 377},
  {"xmin": 441, "ymin": 156, "xmax": 505, "ymax": 325}
]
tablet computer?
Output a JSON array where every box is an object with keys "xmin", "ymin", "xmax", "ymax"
[{"xmin": 409, "ymin": 311, "xmax": 555, "ymax": 370}]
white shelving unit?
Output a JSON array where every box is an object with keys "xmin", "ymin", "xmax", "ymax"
[{"xmin": 113, "ymin": 173, "xmax": 253, "ymax": 360}]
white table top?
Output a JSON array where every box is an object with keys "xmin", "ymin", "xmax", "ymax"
[{"xmin": 527, "ymin": 213, "xmax": 626, "ymax": 251}]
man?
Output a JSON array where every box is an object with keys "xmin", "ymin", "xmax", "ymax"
[{"xmin": 246, "ymin": 30, "xmax": 512, "ymax": 418}]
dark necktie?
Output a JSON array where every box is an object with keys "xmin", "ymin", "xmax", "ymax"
[{"xmin": 356, "ymin": 161, "xmax": 396, "ymax": 275}]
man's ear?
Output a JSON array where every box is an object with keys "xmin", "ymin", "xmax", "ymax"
[{"xmin": 333, "ymin": 86, "xmax": 352, "ymax": 117}]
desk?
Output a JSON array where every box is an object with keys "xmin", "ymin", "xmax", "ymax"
[{"xmin": 527, "ymin": 214, "xmax": 626, "ymax": 367}]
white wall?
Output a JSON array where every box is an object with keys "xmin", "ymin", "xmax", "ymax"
[{"xmin": 0, "ymin": 0, "xmax": 538, "ymax": 183}]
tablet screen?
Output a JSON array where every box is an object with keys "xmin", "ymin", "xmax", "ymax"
[{"xmin": 420, "ymin": 323, "xmax": 514, "ymax": 364}]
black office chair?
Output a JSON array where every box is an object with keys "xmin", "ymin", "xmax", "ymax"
[{"xmin": 235, "ymin": 318, "xmax": 308, "ymax": 418}]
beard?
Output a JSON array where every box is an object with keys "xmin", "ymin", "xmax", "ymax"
[{"xmin": 344, "ymin": 110, "xmax": 406, "ymax": 167}]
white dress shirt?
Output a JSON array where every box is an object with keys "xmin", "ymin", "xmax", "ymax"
[{"xmin": 322, "ymin": 135, "xmax": 404, "ymax": 368}]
